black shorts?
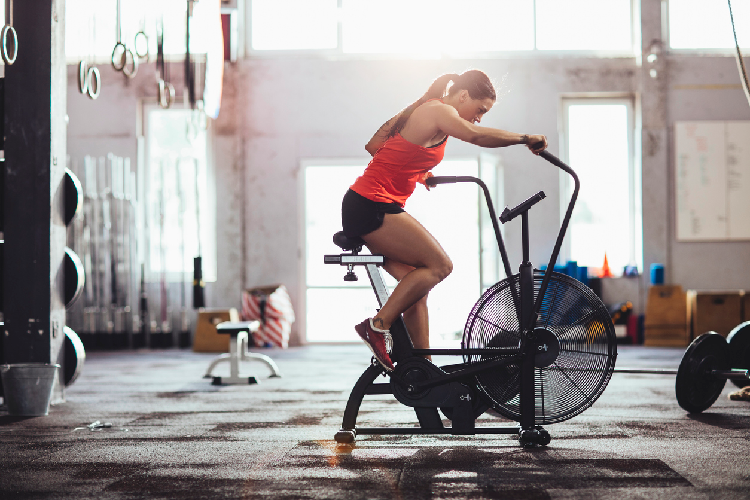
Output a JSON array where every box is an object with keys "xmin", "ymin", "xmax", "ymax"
[{"xmin": 341, "ymin": 189, "xmax": 405, "ymax": 238}]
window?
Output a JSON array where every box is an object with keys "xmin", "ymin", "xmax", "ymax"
[
  {"xmin": 561, "ymin": 97, "xmax": 641, "ymax": 275},
  {"xmin": 535, "ymin": 0, "xmax": 633, "ymax": 51},
  {"xmin": 64, "ymin": 0, "xmax": 220, "ymax": 62},
  {"xmin": 669, "ymin": 0, "xmax": 750, "ymax": 49},
  {"xmin": 143, "ymin": 105, "xmax": 216, "ymax": 282},
  {"xmin": 251, "ymin": 0, "xmax": 338, "ymax": 50},
  {"xmin": 250, "ymin": 0, "xmax": 636, "ymax": 54},
  {"xmin": 304, "ymin": 159, "xmax": 491, "ymax": 345},
  {"xmin": 341, "ymin": 0, "xmax": 534, "ymax": 55}
]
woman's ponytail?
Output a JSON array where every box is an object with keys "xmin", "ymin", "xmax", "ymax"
[
  {"xmin": 385, "ymin": 73, "xmax": 460, "ymax": 139},
  {"xmin": 424, "ymin": 73, "xmax": 460, "ymax": 100}
]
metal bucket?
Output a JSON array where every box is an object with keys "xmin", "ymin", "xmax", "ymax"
[{"xmin": 0, "ymin": 363, "xmax": 60, "ymax": 416}]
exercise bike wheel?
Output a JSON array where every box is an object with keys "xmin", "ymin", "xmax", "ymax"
[{"xmin": 463, "ymin": 271, "xmax": 617, "ymax": 425}]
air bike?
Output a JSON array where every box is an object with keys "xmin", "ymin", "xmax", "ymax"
[{"xmin": 324, "ymin": 150, "xmax": 618, "ymax": 448}]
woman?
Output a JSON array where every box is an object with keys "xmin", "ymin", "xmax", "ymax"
[{"xmin": 342, "ymin": 70, "xmax": 547, "ymax": 371}]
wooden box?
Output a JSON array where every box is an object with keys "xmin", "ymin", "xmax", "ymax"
[
  {"xmin": 644, "ymin": 285, "xmax": 690, "ymax": 347},
  {"xmin": 192, "ymin": 308, "xmax": 240, "ymax": 353},
  {"xmin": 643, "ymin": 326, "xmax": 691, "ymax": 347},
  {"xmin": 743, "ymin": 292, "xmax": 750, "ymax": 323},
  {"xmin": 688, "ymin": 290, "xmax": 743, "ymax": 338}
]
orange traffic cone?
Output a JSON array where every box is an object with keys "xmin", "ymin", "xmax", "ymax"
[{"xmin": 599, "ymin": 253, "xmax": 613, "ymax": 278}]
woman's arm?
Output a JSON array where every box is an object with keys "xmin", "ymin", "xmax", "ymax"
[
  {"xmin": 432, "ymin": 104, "xmax": 547, "ymax": 152},
  {"xmin": 365, "ymin": 111, "xmax": 403, "ymax": 156}
]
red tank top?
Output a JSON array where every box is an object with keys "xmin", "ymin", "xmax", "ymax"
[{"xmin": 350, "ymin": 132, "xmax": 448, "ymax": 207}]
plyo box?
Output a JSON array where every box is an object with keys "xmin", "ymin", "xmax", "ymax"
[
  {"xmin": 192, "ymin": 308, "xmax": 240, "ymax": 353},
  {"xmin": 688, "ymin": 290, "xmax": 744, "ymax": 338},
  {"xmin": 644, "ymin": 285, "xmax": 690, "ymax": 347},
  {"xmin": 743, "ymin": 292, "xmax": 750, "ymax": 323}
]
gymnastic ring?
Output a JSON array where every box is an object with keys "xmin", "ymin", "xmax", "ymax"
[
  {"xmin": 111, "ymin": 42, "xmax": 126, "ymax": 71},
  {"xmin": 87, "ymin": 66, "xmax": 101, "ymax": 100},
  {"xmin": 134, "ymin": 30, "xmax": 149, "ymax": 60},
  {"xmin": 158, "ymin": 79, "xmax": 175, "ymax": 109},
  {"xmin": 78, "ymin": 60, "xmax": 88, "ymax": 94},
  {"xmin": 122, "ymin": 47, "xmax": 138, "ymax": 78},
  {"xmin": 1, "ymin": 25, "xmax": 18, "ymax": 65}
]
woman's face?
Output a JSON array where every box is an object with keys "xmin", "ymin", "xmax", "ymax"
[{"xmin": 457, "ymin": 91, "xmax": 495, "ymax": 124}]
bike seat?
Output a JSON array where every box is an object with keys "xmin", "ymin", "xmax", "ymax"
[{"xmin": 333, "ymin": 231, "xmax": 365, "ymax": 251}]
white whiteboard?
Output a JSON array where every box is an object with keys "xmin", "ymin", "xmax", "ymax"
[{"xmin": 675, "ymin": 121, "xmax": 750, "ymax": 241}]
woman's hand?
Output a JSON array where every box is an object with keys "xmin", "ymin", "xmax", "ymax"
[
  {"xmin": 523, "ymin": 134, "xmax": 548, "ymax": 155},
  {"xmin": 418, "ymin": 172, "xmax": 435, "ymax": 190}
]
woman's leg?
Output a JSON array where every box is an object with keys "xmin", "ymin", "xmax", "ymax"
[
  {"xmin": 374, "ymin": 259, "xmax": 430, "ymax": 351},
  {"xmin": 361, "ymin": 212, "xmax": 452, "ymax": 337}
]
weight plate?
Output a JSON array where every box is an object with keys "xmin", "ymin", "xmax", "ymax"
[
  {"xmin": 64, "ymin": 247, "xmax": 85, "ymax": 308},
  {"xmin": 63, "ymin": 326, "xmax": 86, "ymax": 386},
  {"xmin": 727, "ymin": 322, "xmax": 750, "ymax": 388},
  {"xmin": 675, "ymin": 332, "xmax": 729, "ymax": 413},
  {"xmin": 63, "ymin": 169, "xmax": 83, "ymax": 226}
]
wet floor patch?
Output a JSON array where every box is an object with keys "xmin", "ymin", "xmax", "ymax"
[
  {"xmin": 211, "ymin": 414, "xmax": 325, "ymax": 432},
  {"xmin": 105, "ymin": 475, "xmax": 249, "ymax": 498},
  {"xmin": 211, "ymin": 422, "xmax": 280, "ymax": 431},
  {"xmin": 155, "ymin": 391, "xmax": 198, "ymax": 399},
  {"xmin": 238, "ymin": 445, "xmax": 692, "ymax": 499}
]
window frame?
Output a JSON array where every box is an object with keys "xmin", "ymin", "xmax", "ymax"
[{"xmin": 246, "ymin": 0, "xmax": 640, "ymax": 59}]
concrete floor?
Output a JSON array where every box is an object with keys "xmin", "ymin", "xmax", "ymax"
[{"xmin": 0, "ymin": 344, "xmax": 748, "ymax": 499}]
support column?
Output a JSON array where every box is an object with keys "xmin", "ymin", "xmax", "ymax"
[
  {"xmin": 640, "ymin": 0, "xmax": 670, "ymax": 282},
  {"xmin": 2, "ymin": 0, "xmax": 67, "ymax": 402}
]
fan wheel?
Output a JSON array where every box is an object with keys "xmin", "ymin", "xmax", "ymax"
[{"xmin": 463, "ymin": 271, "xmax": 617, "ymax": 425}]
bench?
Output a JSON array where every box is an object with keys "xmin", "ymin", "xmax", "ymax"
[{"xmin": 203, "ymin": 321, "xmax": 282, "ymax": 385}]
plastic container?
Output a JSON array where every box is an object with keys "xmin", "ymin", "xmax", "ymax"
[
  {"xmin": 0, "ymin": 363, "xmax": 60, "ymax": 416},
  {"xmin": 566, "ymin": 261, "xmax": 578, "ymax": 279},
  {"xmin": 577, "ymin": 266, "xmax": 589, "ymax": 287},
  {"xmin": 650, "ymin": 264, "xmax": 665, "ymax": 285}
]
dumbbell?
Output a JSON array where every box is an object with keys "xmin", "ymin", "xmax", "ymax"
[{"xmin": 674, "ymin": 322, "xmax": 750, "ymax": 413}]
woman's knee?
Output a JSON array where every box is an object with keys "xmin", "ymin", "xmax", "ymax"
[{"xmin": 432, "ymin": 256, "xmax": 453, "ymax": 282}]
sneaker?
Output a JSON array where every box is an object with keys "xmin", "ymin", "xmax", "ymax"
[
  {"xmin": 355, "ymin": 318, "xmax": 394, "ymax": 372},
  {"xmin": 728, "ymin": 386, "xmax": 750, "ymax": 401}
]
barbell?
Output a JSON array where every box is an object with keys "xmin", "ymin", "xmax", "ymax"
[{"xmin": 613, "ymin": 322, "xmax": 750, "ymax": 413}]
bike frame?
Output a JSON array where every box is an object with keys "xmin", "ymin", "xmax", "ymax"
[{"xmin": 327, "ymin": 150, "xmax": 580, "ymax": 438}]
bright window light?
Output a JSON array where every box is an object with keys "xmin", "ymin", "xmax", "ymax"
[
  {"xmin": 342, "ymin": 0, "xmax": 439, "ymax": 55},
  {"xmin": 564, "ymin": 100, "xmax": 639, "ymax": 275},
  {"xmin": 146, "ymin": 107, "xmax": 216, "ymax": 282},
  {"xmin": 536, "ymin": 0, "xmax": 633, "ymax": 51},
  {"xmin": 305, "ymin": 160, "xmax": 481, "ymax": 345},
  {"xmin": 251, "ymin": 0, "xmax": 338, "ymax": 50},
  {"xmin": 65, "ymin": 0, "xmax": 215, "ymax": 62},
  {"xmin": 669, "ymin": 0, "xmax": 750, "ymax": 49},
  {"xmin": 342, "ymin": 0, "xmax": 534, "ymax": 54},
  {"xmin": 443, "ymin": 0, "xmax": 535, "ymax": 53}
]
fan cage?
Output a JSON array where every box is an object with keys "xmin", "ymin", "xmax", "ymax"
[{"xmin": 463, "ymin": 271, "xmax": 617, "ymax": 424}]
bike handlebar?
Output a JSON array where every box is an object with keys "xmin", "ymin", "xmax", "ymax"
[
  {"xmin": 426, "ymin": 149, "xmax": 580, "ymax": 332},
  {"xmin": 425, "ymin": 175, "xmax": 475, "ymax": 187}
]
